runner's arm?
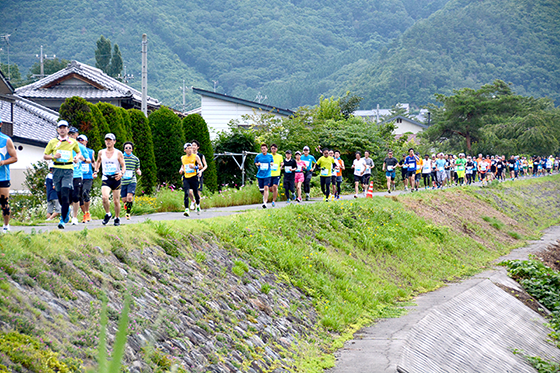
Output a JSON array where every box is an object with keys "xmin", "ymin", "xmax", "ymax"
[{"xmin": 2, "ymin": 138, "xmax": 17, "ymax": 166}]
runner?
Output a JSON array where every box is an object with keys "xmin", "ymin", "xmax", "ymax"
[
  {"xmin": 382, "ymin": 150, "xmax": 398, "ymax": 193},
  {"xmin": 43, "ymin": 120, "xmax": 81, "ymax": 229},
  {"xmin": 255, "ymin": 144, "xmax": 274, "ymax": 208},
  {"xmin": 528, "ymin": 157, "xmax": 534, "ymax": 177},
  {"xmin": 179, "ymin": 142, "xmax": 203, "ymax": 216},
  {"xmin": 93, "ymin": 133, "xmax": 126, "ymax": 226},
  {"xmin": 316, "ymin": 147, "xmax": 335, "ymax": 201},
  {"xmin": 269, "ymin": 144, "xmax": 283, "ymax": 207},
  {"xmin": 398, "ymin": 154, "xmax": 409, "ymax": 191},
  {"xmin": 421, "ymin": 154, "xmax": 432, "ymax": 189},
  {"xmin": 329, "ymin": 150, "xmax": 337, "ymax": 200},
  {"xmin": 294, "ymin": 151, "xmax": 306, "ymax": 202},
  {"xmin": 301, "ymin": 146, "xmax": 316, "ymax": 201},
  {"xmin": 121, "ymin": 142, "xmax": 141, "ymax": 219},
  {"xmin": 455, "ymin": 153, "xmax": 467, "ymax": 185},
  {"xmin": 430, "ymin": 154, "xmax": 438, "ymax": 189},
  {"xmin": 45, "ymin": 163, "xmax": 61, "ymax": 221},
  {"xmin": 405, "ymin": 148, "xmax": 418, "ymax": 192},
  {"xmin": 77, "ymin": 135, "xmax": 95, "ymax": 223},
  {"xmin": 507, "ymin": 155, "xmax": 516, "ymax": 180},
  {"xmin": 189, "ymin": 140, "xmax": 208, "ymax": 210},
  {"xmin": 332, "ymin": 150, "xmax": 345, "ymax": 200},
  {"xmin": 496, "ymin": 155, "xmax": 505, "ymax": 181},
  {"xmin": 465, "ymin": 156, "xmax": 475, "ymax": 185},
  {"xmin": 282, "ymin": 150, "xmax": 297, "ymax": 203},
  {"xmin": 478, "ymin": 155, "xmax": 489, "ymax": 185},
  {"xmin": 68, "ymin": 127, "xmax": 87, "ymax": 225},
  {"xmin": 435, "ymin": 153, "xmax": 447, "ymax": 188},
  {"xmin": 414, "ymin": 152, "xmax": 422, "ymax": 190},
  {"xmin": 352, "ymin": 151, "xmax": 366, "ymax": 198},
  {"xmin": 362, "ymin": 151, "xmax": 375, "ymax": 196},
  {"xmin": 0, "ymin": 114, "xmax": 17, "ymax": 232}
]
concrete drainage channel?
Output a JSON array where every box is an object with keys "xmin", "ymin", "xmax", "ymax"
[{"xmin": 328, "ymin": 226, "xmax": 560, "ymax": 373}]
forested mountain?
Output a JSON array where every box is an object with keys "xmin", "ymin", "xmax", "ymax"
[
  {"xmin": 1, "ymin": 0, "xmax": 558, "ymax": 111},
  {"xmin": 346, "ymin": 0, "xmax": 560, "ymax": 108}
]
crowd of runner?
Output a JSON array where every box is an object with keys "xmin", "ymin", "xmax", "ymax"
[{"xmin": 0, "ymin": 115, "xmax": 557, "ymax": 231}]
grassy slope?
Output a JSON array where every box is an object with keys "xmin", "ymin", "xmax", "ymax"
[{"xmin": 0, "ymin": 175, "xmax": 559, "ymax": 371}]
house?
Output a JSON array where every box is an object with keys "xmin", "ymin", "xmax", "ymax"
[
  {"xmin": 16, "ymin": 60, "xmax": 160, "ymax": 112},
  {"xmin": 383, "ymin": 115, "xmax": 428, "ymax": 134},
  {"xmin": 0, "ymin": 71, "xmax": 59, "ymax": 190},
  {"xmin": 190, "ymin": 88, "xmax": 295, "ymax": 136}
]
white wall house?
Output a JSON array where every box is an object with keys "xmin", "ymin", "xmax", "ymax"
[
  {"xmin": 384, "ymin": 115, "xmax": 429, "ymax": 134},
  {"xmin": 190, "ymin": 88, "xmax": 295, "ymax": 137}
]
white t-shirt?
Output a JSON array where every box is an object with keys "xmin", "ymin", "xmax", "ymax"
[{"xmin": 353, "ymin": 158, "xmax": 367, "ymax": 176}]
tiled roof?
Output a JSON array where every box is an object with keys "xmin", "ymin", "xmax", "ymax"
[
  {"xmin": 16, "ymin": 60, "xmax": 160, "ymax": 106},
  {"xmin": 0, "ymin": 96, "xmax": 58, "ymax": 145}
]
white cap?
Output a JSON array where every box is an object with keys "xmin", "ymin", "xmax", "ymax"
[{"xmin": 57, "ymin": 120, "xmax": 69, "ymax": 127}]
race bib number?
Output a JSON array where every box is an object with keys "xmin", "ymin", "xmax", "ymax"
[
  {"xmin": 105, "ymin": 163, "xmax": 117, "ymax": 175},
  {"xmin": 457, "ymin": 165, "xmax": 464, "ymax": 171},
  {"xmin": 271, "ymin": 164, "xmax": 279, "ymax": 171},
  {"xmin": 408, "ymin": 163, "xmax": 415, "ymax": 169},
  {"xmin": 387, "ymin": 166, "xmax": 394, "ymax": 171},
  {"xmin": 438, "ymin": 166, "xmax": 444, "ymax": 172},
  {"xmin": 296, "ymin": 165, "xmax": 302, "ymax": 172},
  {"xmin": 285, "ymin": 166, "xmax": 292, "ymax": 173},
  {"xmin": 185, "ymin": 165, "xmax": 195, "ymax": 174},
  {"xmin": 303, "ymin": 160, "xmax": 310, "ymax": 168},
  {"xmin": 58, "ymin": 150, "xmax": 71, "ymax": 162},
  {"xmin": 423, "ymin": 165, "xmax": 431, "ymax": 172},
  {"xmin": 123, "ymin": 170, "xmax": 134, "ymax": 179},
  {"xmin": 466, "ymin": 168, "xmax": 473, "ymax": 174},
  {"xmin": 320, "ymin": 168, "xmax": 329, "ymax": 176},
  {"xmin": 81, "ymin": 163, "xmax": 90, "ymax": 173},
  {"xmin": 355, "ymin": 167, "xmax": 362, "ymax": 173},
  {"xmin": 260, "ymin": 163, "xmax": 269, "ymax": 170},
  {"xmin": 480, "ymin": 165, "xmax": 487, "ymax": 171}
]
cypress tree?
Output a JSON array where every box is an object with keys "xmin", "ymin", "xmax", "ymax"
[
  {"xmin": 87, "ymin": 103, "xmax": 110, "ymax": 152},
  {"xmin": 96, "ymin": 103, "xmax": 128, "ymax": 150},
  {"xmin": 128, "ymin": 109, "xmax": 157, "ymax": 195},
  {"xmin": 149, "ymin": 106, "xmax": 184, "ymax": 186},
  {"xmin": 117, "ymin": 107, "xmax": 133, "ymax": 143},
  {"xmin": 59, "ymin": 96, "xmax": 93, "ymax": 132},
  {"xmin": 182, "ymin": 114, "xmax": 217, "ymax": 192}
]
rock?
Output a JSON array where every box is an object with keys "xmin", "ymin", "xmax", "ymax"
[
  {"xmin": 94, "ymin": 246, "xmax": 104, "ymax": 254},
  {"xmin": 118, "ymin": 267, "xmax": 128, "ymax": 277}
]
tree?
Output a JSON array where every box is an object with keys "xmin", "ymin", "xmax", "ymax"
[
  {"xmin": 149, "ymin": 107, "xmax": 184, "ymax": 186},
  {"xmin": 29, "ymin": 58, "xmax": 69, "ymax": 78},
  {"xmin": 117, "ymin": 107, "xmax": 132, "ymax": 144},
  {"xmin": 214, "ymin": 125, "xmax": 258, "ymax": 187},
  {"xmin": 88, "ymin": 103, "xmax": 110, "ymax": 152},
  {"xmin": 108, "ymin": 44, "xmax": 123, "ymax": 78},
  {"xmin": 96, "ymin": 103, "xmax": 129, "ymax": 150},
  {"xmin": 95, "ymin": 36, "xmax": 112, "ymax": 74},
  {"xmin": 0, "ymin": 62, "xmax": 23, "ymax": 87},
  {"xmin": 339, "ymin": 92, "xmax": 363, "ymax": 119},
  {"xmin": 128, "ymin": 109, "xmax": 157, "ymax": 194},
  {"xmin": 182, "ymin": 114, "xmax": 218, "ymax": 192}
]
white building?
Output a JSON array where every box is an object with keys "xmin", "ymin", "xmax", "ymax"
[
  {"xmin": 190, "ymin": 88, "xmax": 295, "ymax": 137},
  {"xmin": 382, "ymin": 115, "xmax": 429, "ymax": 134}
]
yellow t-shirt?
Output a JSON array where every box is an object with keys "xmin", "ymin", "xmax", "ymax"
[
  {"xmin": 182, "ymin": 154, "xmax": 198, "ymax": 179},
  {"xmin": 271, "ymin": 154, "xmax": 283, "ymax": 177},
  {"xmin": 316, "ymin": 156, "xmax": 335, "ymax": 177},
  {"xmin": 415, "ymin": 157, "xmax": 422, "ymax": 174},
  {"xmin": 44, "ymin": 138, "xmax": 81, "ymax": 170}
]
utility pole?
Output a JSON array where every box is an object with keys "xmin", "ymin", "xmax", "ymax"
[
  {"xmin": 141, "ymin": 34, "xmax": 148, "ymax": 116},
  {"xmin": 182, "ymin": 80, "xmax": 186, "ymax": 113},
  {"xmin": 376, "ymin": 104, "xmax": 380, "ymax": 124},
  {"xmin": 212, "ymin": 80, "xmax": 218, "ymax": 92},
  {"xmin": 34, "ymin": 45, "xmax": 56, "ymax": 79},
  {"xmin": 0, "ymin": 34, "xmax": 11, "ymax": 81}
]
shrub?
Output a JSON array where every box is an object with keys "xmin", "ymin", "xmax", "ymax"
[
  {"xmin": 149, "ymin": 107, "xmax": 184, "ymax": 186},
  {"xmin": 96, "ymin": 103, "xmax": 129, "ymax": 150},
  {"xmin": 128, "ymin": 109, "xmax": 157, "ymax": 195},
  {"xmin": 23, "ymin": 160, "xmax": 49, "ymax": 205}
]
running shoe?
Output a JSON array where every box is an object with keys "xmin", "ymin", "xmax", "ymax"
[
  {"xmin": 286, "ymin": 199, "xmax": 291, "ymax": 204},
  {"xmin": 184, "ymin": 208, "xmax": 190, "ymax": 217},
  {"xmin": 72, "ymin": 217, "xmax": 78, "ymax": 225},
  {"xmin": 2, "ymin": 225, "xmax": 9, "ymax": 233},
  {"xmin": 271, "ymin": 201, "xmax": 276, "ymax": 207},
  {"xmin": 196, "ymin": 205, "xmax": 201, "ymax": 215},
  {"xmin": 64, "ymin": 212, "xmax": 70, "ymax": 224},
  {"xmin": 388, "ymin": 189, "xmax": 391, "ymax": 194},
  {"xmin": 114, "ymin": 217, "xmax": 121, "ymax": 226},
  {"xmin": 81, "ymin": 213, "xmax": 88, "ymax": 223},
  {"xmin": 58, "ymin": 218, "xmax": 65, "ymax": 229},
  {"xmin": 102, "ymin": 212, "xmax": 112, "ymax": 225},
  {"xmin": 354, "ymin": 194, "xmax": 358, "ymax": 198},
  {"xmin": 405, "ymin": 186, "xmax": 409, "ymax": 191},
  {"xmin": 262, "ymin": 203, "xmax": 267, "ymax": 209},
  {"xmin": 126, "ymin": 213, "xmax": 131, "ymax": 220},
  {"xmin": 297, "ymin": 198, "xmax": 302, "ymax": 203},
  {"xmin": 330, "ymin": 194, "xmax": 334, "ymax": 201},
  {"xmin": 305, "ymin": 193, "xmax": 310, "ymax": 201},
  {"xmin": 323, "ymin": 196, "xmax": 326, "ymax": 202},
  {"xmin": 190, "ymin": 201, "xmax": 195, "ymax": 210}
]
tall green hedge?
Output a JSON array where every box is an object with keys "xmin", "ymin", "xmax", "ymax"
[
  {"xmin": 128, "ymin": 109, "xmax": 157, "ymax": 195},
  {"xmin": 96, "ymin": 103, "xmax": 128, "ymax": 150},
  {"xmin": 182, "ymin": 114, "xmax": 217, "ymax": 192},
  {"xmin": 149, "ymin": 107, "xmax": 184, "ymax": 187},
  {"xmin": 87, "ymin": 103, "xmax": 109, "ymax": 152},
  {"xmin": 117, "ymin": 107, "xmax": 133, "ymax": 143}
]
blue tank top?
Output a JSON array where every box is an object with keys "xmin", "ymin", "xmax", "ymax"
[{"xmin": 0, "ymin": 132, "xmax": 11, "ymax": 182}]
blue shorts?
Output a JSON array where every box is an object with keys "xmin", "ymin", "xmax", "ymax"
[
  {"xmin": 386, "ymin": 171, "xmax": 396, "ymax": 179},
  {"xmin": 258, "ymin": 177, "xmax": 271, "ymax": 190},
  {"xmin": 121, "ymin": 183, "xmax": 137, "ymax": 198},
  {"xmin": 270, "ymin": 176, "xmax": 281, "ymax": 186}
]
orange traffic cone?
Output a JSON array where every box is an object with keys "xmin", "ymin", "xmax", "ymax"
[{"xmin": 366, "ymin": 181, "xmax": 374, "ymax": 198}]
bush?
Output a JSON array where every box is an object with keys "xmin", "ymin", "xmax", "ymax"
[
  {"xmin": 23, "ymin": 160, "xmax": 49, "ymax": 205},
  {"xmin": 128, "ymin": 109, "xmax": 157, "ymax": 195},
  {"xmin": 87, "ymin": 103, "xmax": 110, "ymax": 152},
  {"xmin": 149, "ymin": 107, "xmax": 184, "ymax": 186},
  {"xmin": 96, "ymin": 103, "xmax": 129, "ymax": 150}
]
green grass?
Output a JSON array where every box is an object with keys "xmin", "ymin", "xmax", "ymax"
[{"xmin": 0, "ymin": 175, "xmax": 559, "ymax": 372}]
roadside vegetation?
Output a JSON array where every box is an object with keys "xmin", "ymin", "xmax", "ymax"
[{"xmin": 0, "ymin": 176, "xmax": 559, "ymax": 371}]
